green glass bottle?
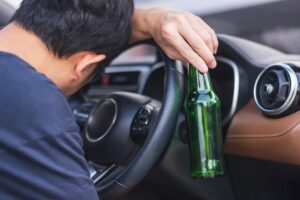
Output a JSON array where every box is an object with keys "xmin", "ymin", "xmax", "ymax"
[{"xmin": 185, "ymin": 65, "xmax": 225, "ymax": 178}]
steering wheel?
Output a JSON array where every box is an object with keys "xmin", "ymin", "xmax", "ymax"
[{"xmin": 76, "ymin": 40, "xmax": 185, "ymax": 199}]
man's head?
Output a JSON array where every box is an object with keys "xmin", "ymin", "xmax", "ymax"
[{"xmin": 10, "ymin": 0, "xmax": 134, "ymax": 95}]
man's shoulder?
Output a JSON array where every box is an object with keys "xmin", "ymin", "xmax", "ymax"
[
  {"xmin": 0, "ymin": 53, "xmax": 98, "ymax": 200},
  {"xmin": 0, "ymin": 52, "xmax": 78, "ymax": 134}
]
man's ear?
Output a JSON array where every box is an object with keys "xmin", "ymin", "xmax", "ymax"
[{"xmin": 73, "ymin": 52, "xmax": 106, "ymax": 80}]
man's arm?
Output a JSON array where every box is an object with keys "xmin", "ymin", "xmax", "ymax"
[{"xmin": 130, "ymin": 8, "xmax": 218, "ymax": 73}]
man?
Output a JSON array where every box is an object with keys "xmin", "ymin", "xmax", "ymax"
[{"xmin": 0, "ymin": 0, "xmax": 217, "ymax": 199}]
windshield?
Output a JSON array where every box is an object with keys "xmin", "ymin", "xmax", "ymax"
[{"xmin": 5, "ymin": 0, "xmax": 282, "ymax": 15}]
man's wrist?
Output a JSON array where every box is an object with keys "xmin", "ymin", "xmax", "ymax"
[{"xmin": 130, "ymin": 8, "xmax": 152, "ymax": 44}]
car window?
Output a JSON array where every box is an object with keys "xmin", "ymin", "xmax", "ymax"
[
  {"xmin": 5, "ymin": 0, "xmax": 282, "ymax": 14},
  {"xmin": 135, "ymin": 0, "xmax": 281, "ymax": 14}
]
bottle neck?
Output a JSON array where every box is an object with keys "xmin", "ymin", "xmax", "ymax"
[{"xmin": 188, "ymin": 65, "xmax": 213, "ymax": 93}]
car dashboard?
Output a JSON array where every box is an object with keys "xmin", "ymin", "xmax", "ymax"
[{"xmin": 76, "ymin": 53, "xmax": 239, "ymax": 128}]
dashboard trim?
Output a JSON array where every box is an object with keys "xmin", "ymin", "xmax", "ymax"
[
  {"xmin": 105, "ymin": 65, "xmax": 152, "ymax": 94},
  {"xmin": 216, "ymin": 57, "xmax": 240, "ymax": 125},
  {"xmin": 151, "ymin": 62, "xmax": 165, "ymax": 73}
]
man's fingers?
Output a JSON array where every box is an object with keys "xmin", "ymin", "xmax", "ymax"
[
  {"xmin": 185, "ymin": 16, "xmax": 215, "ymax": 53},
  {"xmin": 196, "ymin": 17, "xmax": 219, "ymax": 54},
  {"xmin": 174, "ymin": 14, "xmax": 215, "ymax": 54},
  {"xmin": 177, "ymin": 24, "xmax": 216, "ymax": 69},
  {"xmin": 164, "ymin": 31, "xmax": 211, "ymax": 73},
  {"xmin": 181, "ymin": 20, "xmax": 214, "ymax": 54},
  {"xmin": 172, "ymin": 14, "xmax": 217, "ymax": 69},
  {"xmin": 155, "ymin": 9, "xmax": 218, "ymax": 71}
]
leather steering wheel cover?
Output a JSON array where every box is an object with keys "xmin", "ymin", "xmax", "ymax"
[{"xmin": 97, "ymin": 43, "xmax": 185, "ymax": 199}]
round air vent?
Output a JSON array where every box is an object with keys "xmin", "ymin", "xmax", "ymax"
[{"xmin": 254, "ymin": 63, "xmax": 298, "ymax": 116}]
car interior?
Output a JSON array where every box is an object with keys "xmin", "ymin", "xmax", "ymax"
[{"xmin": 2, "ymin": 1, "xmax": 300, "ymax": 200}]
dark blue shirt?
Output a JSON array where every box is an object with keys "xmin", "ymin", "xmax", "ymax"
[{"xmin": 0, "ymin": 52, "xmax": 99, "ymax": 200}]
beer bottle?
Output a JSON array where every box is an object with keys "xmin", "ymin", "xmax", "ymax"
[{"xmin": 185, "ymin": 65, "xmax": 225, "ymax": 178}]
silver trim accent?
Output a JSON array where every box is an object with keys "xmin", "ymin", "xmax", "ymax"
[
  {"xmin": 115, "ymin": 180, "xmax": 129, "ymax": 189},
  {"xmin": 85, "ymin": 98, "xmax": 118, "ymax": 143},
  {"xmin": 88, "ymin": 163, "xmax": 98, "ymax": 179},
  {"xmin": 216, "ymin": 57, "xmax": 240, "ymax": 125},
  {"xmin": 73, "ymin": 109, "xmax": 89, "ymax": 120},
  {"xmin": 93, "ymin": 164, "xmax": 116, "ymax": 184},
  {"xmin": 253, "ymin": 63, "xmax": 298, "ymax": 116},
  {"xmin": 151, "ymin": 61, "xmax": 165, "ymax": 73}
]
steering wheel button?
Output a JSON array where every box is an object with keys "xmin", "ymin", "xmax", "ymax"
[
  {"xmin": 140, "ymin": 119, "xmax": 149, "ymax": 125},
  {"xmin": 141, "ymin": 114, "xmax": 148, "ymax": 119},
  {"xmin": 138, "ymin": 109, "xmax": 144, "ymax": 115},
  {"xmin": 135, "ymin": 117, "xmax": 149, "ymax": 125},
  {"xmin": 137, "ymin": 115, "xmax": 143, "ymax": 120},
  {"xmin": 131, "ymin": 106, "xmax": 155, "ymax": 142}
]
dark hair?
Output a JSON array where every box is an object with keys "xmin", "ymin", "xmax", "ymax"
[{"xmin": 11, "ymin": 0, "xmax": 134, "ymax": 61}]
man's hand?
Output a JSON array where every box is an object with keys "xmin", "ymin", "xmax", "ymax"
[{"xmin": 131, "ymin": 8, "xmax": 218, "ymax": 73}]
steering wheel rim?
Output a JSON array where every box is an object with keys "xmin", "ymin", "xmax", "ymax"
[{"xmin": 82, "ymin": 40, "xmax": 185, "ymax": 199}]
